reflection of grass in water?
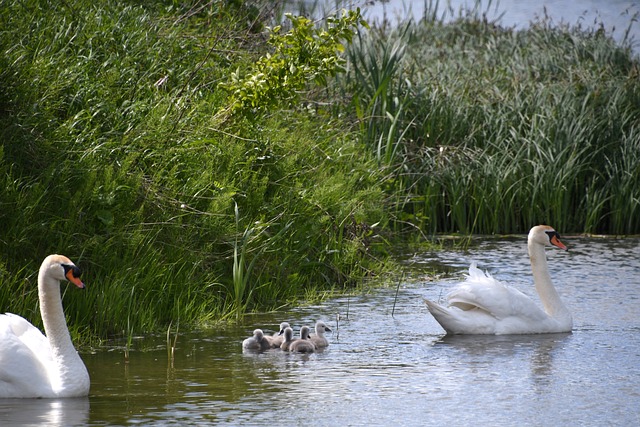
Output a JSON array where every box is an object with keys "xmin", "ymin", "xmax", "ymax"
[{"xmin": 125, "ymin": 287, "xmax": 134, "ymax": 364}]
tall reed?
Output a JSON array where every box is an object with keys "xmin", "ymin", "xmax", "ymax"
[{"xmin": 340, "ymin": 3, "xmax": 640, "ymax": 235}]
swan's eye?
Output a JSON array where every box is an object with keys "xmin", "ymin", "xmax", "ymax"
[
  {"xmin": 544, "ymin": 230, "xmax": 560, "ymax": 241},
  {"xmin": 62, "ymin": 264, "xmax": 82, "ymax": 278}
]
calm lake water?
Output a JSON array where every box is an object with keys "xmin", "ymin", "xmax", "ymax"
[{"xmin": 1, "ymin": 235, "xmax": 638, "ymax": 426}]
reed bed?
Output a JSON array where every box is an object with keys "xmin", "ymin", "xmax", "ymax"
[{"xmin": 341, "ymin": 1, "xmax": 640, "ymax": 235}]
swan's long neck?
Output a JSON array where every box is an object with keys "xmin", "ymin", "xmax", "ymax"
[
  {"xmin": 38, "ymin": 272, "xmax": 88, "ymax": 394},
  {"xmin": 528, "ymin": 241, "xmax": 570, "ymax": 319}
]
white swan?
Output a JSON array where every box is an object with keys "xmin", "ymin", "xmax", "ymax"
[
  {"xmin": 424, "ymin": 225, "xmax": 572, "ymax": 335},
  {"xmin": 0, "ymin": 255, "xmax": 90, "ymax": 398},
  {"xmin": 309, "ymin": 321, "xmax": 331, "ymax": 348}
]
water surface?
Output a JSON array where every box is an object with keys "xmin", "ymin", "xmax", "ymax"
[{"xmin": 1, "ymin": 236, "xmax": 638, "ymax": 426}]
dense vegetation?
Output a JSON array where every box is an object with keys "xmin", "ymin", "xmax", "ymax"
[
  {"xmin": 341, "ymin": 3, "xmax": 640, "ymax": 235},
  {"xmin": 1, "ymin": 0, "xmax": 638, "ymax": 345}
]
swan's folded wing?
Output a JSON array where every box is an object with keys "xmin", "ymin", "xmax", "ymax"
[
  {"xmin": 1, "ymin": 313, "xmax": 54, "ymax": 368},
  {"xmin": 447, "ymin": 281, "xmax": 512, "ymax": 317},
  {"xmin": 0, "ymin": 315, "xmax": 53, "ymax": 397},
  {"xmin": 447, "ymin": 265, "xmax": 547, "ymax": 321}
]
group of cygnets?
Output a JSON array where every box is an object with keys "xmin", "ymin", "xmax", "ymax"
[{"xmin": 242, "ymin": 321, "xmax": 332, "ymax": 353}]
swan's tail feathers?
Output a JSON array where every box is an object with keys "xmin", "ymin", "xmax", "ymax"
[
  {"xmin": 467, "ymin": 261, "xmax": 492, "ymax": 281},
  {"xmin": 424, "ymin": 298, "xmax": 456, "ymax": 334},
  {"xmin": 424, "ymin": 298, "xmax": 446, "ymax": 316}
]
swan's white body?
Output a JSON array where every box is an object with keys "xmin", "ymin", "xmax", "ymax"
[
  {"xmin": 309, "ymin": 321, "xmax": 331, "ymax": 348},
  {"xmin": 425, "ymin": 225, "xmax": 572, "ymax": 335},
  {"xmin": 0, "ymin": 255, "xmax": 90, "ymax": 398}
]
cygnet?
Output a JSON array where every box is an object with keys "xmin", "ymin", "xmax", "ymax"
[
  {"xmin": 279, "ymin": 327, "xmax": 295, "ymax": 351},
  {"xmin": 289, "ymin": 326, "xmax": 316, "ymax": 353},
  {"xmin": 242, "ymin": 329, "xmax": 271, "ymax": 351},
  {"xmin": 268, "ymin": 321, "xmax": 291, "ymax": 348},
  {"xmin": 309, "ymin": 321, "xmax": 332, "ymax": 348}
]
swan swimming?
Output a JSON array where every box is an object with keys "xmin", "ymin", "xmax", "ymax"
[
  {"xmin": 242, "ymin": 329, "xmax": 272, "ymax": 351},
  {"xmin": 268, "ymin": 321, "xmax": 291, "ymax": 348},
  {"xmin": 309, "ymin": 321, "xmax": 331, "ymax": 348},
  {"xmin": 424, "ymin": 225, "xmax": 572, "ymax": 335},
  {"xmin": 289, "ymin": 326, "xmax": 316, "ymax": 353},
  {"xmin": 279, "ymin": 327, "xmax": 295, "ymax": 351},
  {"xmin": 0, "ymin": 255, "xmax": 90, "ymax": 398}
]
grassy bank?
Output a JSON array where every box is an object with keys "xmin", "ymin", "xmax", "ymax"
[
  {"xmin": 1, "ymin": 0, "xmax": 639, "ymax": 345},
  {"xmin": 0, "ymin": 1, "xmax": 389, "ymax": 345}
]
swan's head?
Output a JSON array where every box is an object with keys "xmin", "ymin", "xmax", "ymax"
[
  {"xmin": 277, "ymin": 322, "xmax": 291, "ymax": 336},
  {"xmin": 42, "ymin": 254, "xmax": 85, "ymax": 289},
  {"xmin": 315, "ymin": 321, "xmax": 332, "ymax": 334},
  {"xmin": 529, "ymin": 225, "xmax": 567, "ymax": 251},
  {"xmin": 300, "ymin": 326, "xmax": 311, "ymax": 339}
]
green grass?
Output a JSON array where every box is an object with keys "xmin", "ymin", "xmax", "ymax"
[
  {"xmin": 340, "ymin": 1, "xmax": 640, "ymax": 235},
  {"xmin": 0, "ymin": 0, "xmax": 391, "ymax": 345},
  {"xmin": 1, "ymin": 0, "xmax": 639, "ymax": 346}
]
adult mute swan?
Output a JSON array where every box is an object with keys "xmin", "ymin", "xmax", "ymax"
[
  {"xmin": 424, "ymin": 225, "xmax": 572, "ymax": 335},
  {"xmin": 0, "ymin": 255, "xmax": 90, "ymax": 398}
]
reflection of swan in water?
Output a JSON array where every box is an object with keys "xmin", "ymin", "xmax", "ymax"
[
  {"xmin": 435, "ymin": 333, "xmax": 570, "ymax": 355},
  {"xmin": 0, "ymin": 397, "xmax": 89, "ymax": 426},
  {"xmin": 436, "ymin": 333, "xmax": 570, "ymax": 391},
  {"xmin": 425, "ymin": 226, "xmax": 572, "ymax": 335}
]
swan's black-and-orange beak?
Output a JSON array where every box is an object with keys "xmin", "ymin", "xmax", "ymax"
[
  {"xmin": 550, "ymin": 234, "xmax": 568, "ymax": 251},
  {"xmin": 63, "ymin": 264, "xmax": 85, "ymax": 289}
]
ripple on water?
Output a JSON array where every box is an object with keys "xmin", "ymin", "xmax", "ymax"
[{"xmin": 46, "ymin": 237, "xmax": 638, "ymax": 425}]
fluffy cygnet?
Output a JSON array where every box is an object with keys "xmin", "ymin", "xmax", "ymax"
[
  {"xmin": 279, "ymin": 327, "xmax": 295, "ymax": 351},
  {"xmin": 242, "ymin": 329, "xmax": 271, "ymax": 351},
  {"xmin": 309, "ymin": 321, "xmax": 332, "ymax": 348},
  {"xmin": 268, "ymin": 321, "xmax": 291, "ymax": 348},
  {"xmin": 289, "ymin": 326, "xmax": 316, "ymax": 353}
]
